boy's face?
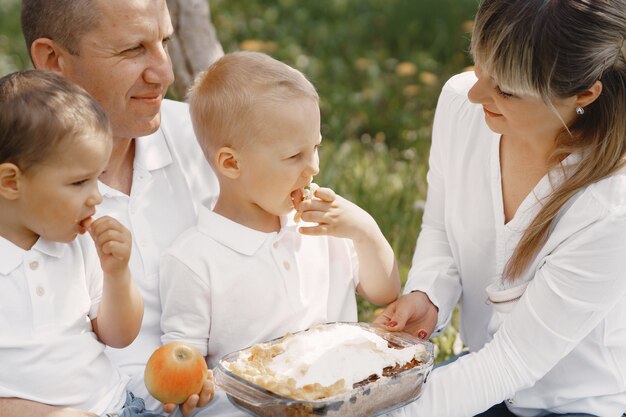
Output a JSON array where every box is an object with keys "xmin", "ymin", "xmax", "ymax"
[
  {"xmin": 236, "ymin": 97, "xmax": 321, "ymax": 220},
  {"xmin": 16, "ymin": 133, "xmax": 111, "ymax": 246},
  {"xmin": 59, "ymin": 0, "xmax": 174, "ymax": 140}
]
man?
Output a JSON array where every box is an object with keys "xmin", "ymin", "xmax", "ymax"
[{"xmin": 1, "ymin": 0, "xmax": 219, "ymax": 415}]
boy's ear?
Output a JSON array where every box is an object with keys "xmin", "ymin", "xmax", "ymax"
[
  {"xmin": 0, "ymin": 163, "xmax": 22, "ymax": 200},
  {"xmin": 215, "ymin": 147, "xmax": 241, "ymax": 179},
  {"xmin": 30, "ymin": 38, "xmax": 69, "ymax": 76}
]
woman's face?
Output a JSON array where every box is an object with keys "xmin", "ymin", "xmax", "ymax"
[{"xmin": 467, "ymin": 65, "xmax": 578, "ymax": 143}]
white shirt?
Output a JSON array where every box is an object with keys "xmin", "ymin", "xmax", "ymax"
[
  {"xmin": 401, "ymin": 72, "xmax": 626, "ymax": 416},
  {"xmin": 160, "ymin": 207, "xmax": 359, "ymax": 417},
  {"xmin": 98, "ymin": 99, "xmax": 219, "ymax": 410},
  {"xmin": 0, "ymin": 235, "xmax": 128, "ymax": 416}
]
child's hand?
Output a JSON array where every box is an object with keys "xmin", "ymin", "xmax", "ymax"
[
  {"xmin": 87, "ymin": 216, "xmax": 131, "ymax": 276},
  {"xmin": 297, "ymin": 186, "xmax": 378, "ymax": 242},
  {"xmin": 162, "ymin": 371, "xmax": 215, "ymax": 416}
]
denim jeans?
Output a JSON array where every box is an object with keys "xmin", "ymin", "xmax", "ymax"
[{"xmin": 106, "ymin": 392, "xmax": 165, "ymax": 417}]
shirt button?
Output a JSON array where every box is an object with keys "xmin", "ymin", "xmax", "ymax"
[
  {"xmin": 29, "ymin": 261, "xmax": 39, "ymax": 270},
  {"xmin": 506, "ymin": 398, "xmax": 514, "ymax": 405},
  {"xmin": 283, "ymin": 261, "xmax": 291, "ymax": 271},
  {"xmin": 36, "ymin": 286, "xmax": 45, "ymax": 296},
  {"xmin": 273, "ymin": 242, "xmax": 279, "ymax": 249}
]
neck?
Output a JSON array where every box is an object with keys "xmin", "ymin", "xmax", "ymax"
[
  {"xmin": 0, "ymin": 205, "xmax": 38, "ymax": 250},
  {"xmin": 213, "ymin": 193, "xmax": 281, "ymax": 233},
  {"xmin": 99, "ymin": 137, "xmax": 135, "ymax": 195}
]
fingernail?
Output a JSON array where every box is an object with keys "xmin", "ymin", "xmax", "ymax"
[
  {"xmin": 387, "ymin": 321, "xmax": 398, "ymax": 327},
  {"xmin": 418, "ymin": 330, "xmax": 428, "ymax": 339}
]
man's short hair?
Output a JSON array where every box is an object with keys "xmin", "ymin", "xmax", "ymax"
[
  {"xmin": 0, "ymin": 70, "xmax": 111, "ymax": 172},
  {"xmin": 21, "ymin": 0, "xmax": 100, "ymax": 56}
]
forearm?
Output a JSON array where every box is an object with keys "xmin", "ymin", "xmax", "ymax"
[
  {"xmin": 95, "ymin": 267, "xmax": 143, "ymax": 348},
  {"xmin": 0, "ymin": 398, "xmax": 96, "ymax": 417},
  {"xmin": 354, "ymin": 219, "xmax": 400, "ymax": 305}
]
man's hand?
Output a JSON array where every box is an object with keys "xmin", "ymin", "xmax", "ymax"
[
  {"xmin": 162, "ymin": 371, "xmax": 215, "ymax": 416},
  {"xmin": 372, "ymin": 291, "xmax": 439, "ymax": 339}
]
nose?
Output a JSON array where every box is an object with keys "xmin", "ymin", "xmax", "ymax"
[
  {"xmin": 87, "ymin": 185, "xmax": 103, "ymax": 207},
  {"xmin": 305, "ymin": 151, "xmax": 320, "ymax": 177},
  {"xmin": 143, "ymin": 42, "xmax": 175, "ymax": 88},
  {"xmin": 467, "ymin": 69, "xmax": 490, "ymax": 105}
]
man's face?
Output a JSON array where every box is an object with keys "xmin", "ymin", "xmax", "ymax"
[{"xmin": 61, "ymin": 0, "xmax": 175, "ymax": 140}]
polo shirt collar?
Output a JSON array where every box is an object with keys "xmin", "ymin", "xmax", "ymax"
[
  {"xmin": 97, "ymin": 127, "xmax": 173, "ymax": 199},
  {"xmin": 197, "ymin": 206, "xmax": 298, "ymax": 256},
  {"xmin": 135, "ymin": 127, "xmax": 173, "ymax": 171},
  {"xmin": 0, "ymin": 236, "xmax": 65, "ymax": 275}
]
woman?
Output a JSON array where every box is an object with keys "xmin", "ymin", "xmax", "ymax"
[{"xmin": 376, "ymin": 0, "xmax": 626, "ymax": 416}]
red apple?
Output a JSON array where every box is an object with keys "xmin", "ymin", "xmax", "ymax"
[{"xmin": 144, "ymin": 342, "xmax": 209, "ymax": 404}]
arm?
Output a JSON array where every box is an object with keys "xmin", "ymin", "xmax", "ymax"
[
  {"xmin": 88, "ymin": 216, "xmax": 143, "ymax": 348},
  {"xmin": 403, "ymin": 212, "xmax": 626, "ymax": 416},
  {"xmin": 297, "ymin": 187, "xmax": 400, "ymax": 305},
  {"xmin": 159, "ymin": 252, "xmax": 214, "ymax": 416},
  {"xmin": 0, "ymin": 399, "xmax": 97, "ymax": 417}
]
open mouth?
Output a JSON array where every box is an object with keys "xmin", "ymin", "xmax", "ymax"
[{"xmin": 77, "ymin": 215, "xmax": 94, "ymax": 235}]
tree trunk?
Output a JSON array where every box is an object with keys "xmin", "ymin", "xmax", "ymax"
[{"xmin": 166, "ymin": 0, "xmax": 224, "ymax": 99}]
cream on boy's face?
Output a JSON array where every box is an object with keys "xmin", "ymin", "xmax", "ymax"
[
  {"xmin": 236, "ymin": 97, "xmax": 321, "ymax": 221},
  {"xmin": 16, "ymin": 134, "xmax": 112, "ymax": 247}
]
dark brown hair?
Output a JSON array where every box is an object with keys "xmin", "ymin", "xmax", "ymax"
[{"xmin": 21, "ymin": 0, "xmax": 100, "ymax": 56}]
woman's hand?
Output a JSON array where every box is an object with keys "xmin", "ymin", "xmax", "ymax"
[{"xmin": 373, "ymin": 291, "xmax": 439, "ymax": 338}]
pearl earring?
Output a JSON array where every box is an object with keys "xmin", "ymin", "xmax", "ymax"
[{"xmin": 576, "ymin": 106, "xmax": 585, "ymax": 115}]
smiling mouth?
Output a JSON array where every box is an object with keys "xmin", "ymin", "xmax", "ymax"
[{"xmin": 483, "ymin": 107, "xmax": 502, "ymax": 117}]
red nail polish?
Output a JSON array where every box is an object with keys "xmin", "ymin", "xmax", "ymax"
[
  {"xmin": 418, "ymin": 330, "xmax": 428, "ymax": 339},
  {"xmin": 387, "ymin": 321, "xmax": 398, "ymax": 327}
]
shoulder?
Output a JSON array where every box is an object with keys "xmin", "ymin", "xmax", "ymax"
[
  {"xmin": 442, "ymin": 71, "xmax": 478, "ymax": 97},
  {"xmin": 586, "ymin": 167, "xmax": 626, "ymax": 216}
]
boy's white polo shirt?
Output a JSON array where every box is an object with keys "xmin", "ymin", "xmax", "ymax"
[
  {"xmin": 160, "ymin": 206, "xmax": 360, "ymax": 368},
  {"xmin": 0, "ymin": 235, "xmax": 127, "ymax": 415}
]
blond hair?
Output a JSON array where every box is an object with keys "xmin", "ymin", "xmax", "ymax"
[
  {"xmin": 188, "ymin": 51, "xmax": 319, "ymax": 164},
  {"xmin": 471, "ymin": 0, "xmax": 626, "ymax": 279},
  {"xmin": 0, "ymin": 70, "xmax": 111, "ymax": 172}
]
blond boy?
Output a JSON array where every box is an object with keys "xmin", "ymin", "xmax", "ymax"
[{"xmin": 159, "ymin": 51, "xmax": 400, "ymax": 415}]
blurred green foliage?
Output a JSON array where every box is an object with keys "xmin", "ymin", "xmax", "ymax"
[{"xmin": 0, "ymin": 0, "xmax": 477, "ymax": 361}]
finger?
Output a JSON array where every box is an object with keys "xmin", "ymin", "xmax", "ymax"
[
  {"xmin": 180, "ymin": 394, "xmax": 200, "ymax": 417},
  {"xmin": 197, "ymin": 371, "xmax": 215, "ymax": 407},
  {"xmin": 91, "ymin": 229, "xmax": 127, "ymax": 248},
  {"xmin": 298, "ymin": 198, "xmax": 332, "ymax": 214},
  {"xmin": 298, "ymin": 225, "xmax": 329, "ymax": 236},
  {"xmin": 313, "ymin": 186, "xmax": 336, "ymax": 202},
  {"xmin": 162, "ymin": 403, "xmax": 176, "ymax": 414},
  {"xmin": 100, "ymin": 241, "xmax": 130, "ymax": 260}
]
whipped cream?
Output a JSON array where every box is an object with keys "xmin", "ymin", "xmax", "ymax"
[{"xmin": 261, "ymin": 324, "xmax": 423, "ymax": 389}]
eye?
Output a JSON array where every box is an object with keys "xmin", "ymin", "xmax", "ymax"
[
  {"xmin": 122, "ymin": 45, "xmax": 144, "ymax": 55},
  {"xmin": 495, "ymin": 85, "xmax": 514, "ymax": 99},
  {"xmin": 289, "ymin": 153, "xmax": 302, "ymax": 160},
  {"xmin": 71, "ymin": 179, "xmax": 88, "ymax": 186}
]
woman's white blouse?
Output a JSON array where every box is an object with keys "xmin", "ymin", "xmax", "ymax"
[{"xmin": 401, "ymin": 72, "xmax": 626, "ymax": 416}]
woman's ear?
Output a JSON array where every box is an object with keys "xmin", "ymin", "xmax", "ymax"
[
  {"xmin": 575, "ymin": 80, "xmax": 603, "ymax": 109},
  {"xmin": 30, "ymin": 38, "xmax": 68, "ymax": 76},
  {"xmin": 0, "ymin": 163, "xmax": 22, "ymax": 200},
  {"xmin": 215, "ymin": 147, "xmax": 241, "ymax": 179}
]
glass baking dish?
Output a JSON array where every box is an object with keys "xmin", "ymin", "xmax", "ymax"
[{"xmin": 214, "ymin": 322, "xmax": 434, "ymax": 417}]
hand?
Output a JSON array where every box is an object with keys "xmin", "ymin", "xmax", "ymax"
[
  {"xmin": 87, "ymin": 216, "xmax": 131, "ymax": 276},
  {"xmin": 162, "ymin": 371, "xmax": 215, "ymax": 416},
  {"xmin": 372, "ymin": 291, "xmax": 438, "ymax": 339},
  {"xmin": 297, "ymin": 186, "xmax": 378, "ymax": 242}
]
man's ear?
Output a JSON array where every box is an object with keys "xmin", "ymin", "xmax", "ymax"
[
  {"xmin": 30, "ymin": 38, "xmax": 69, "ymax": 76},
  {"xmin": 575, "ymin": 80, "xmax": 603, "ymax": 109},
  {"xmin": 0, "ymin": 163, "xmax": 23, "ymax": 200},
  {"xmin": 215, "ymin": 147, "xmax": 241, "ymax": 179}
]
